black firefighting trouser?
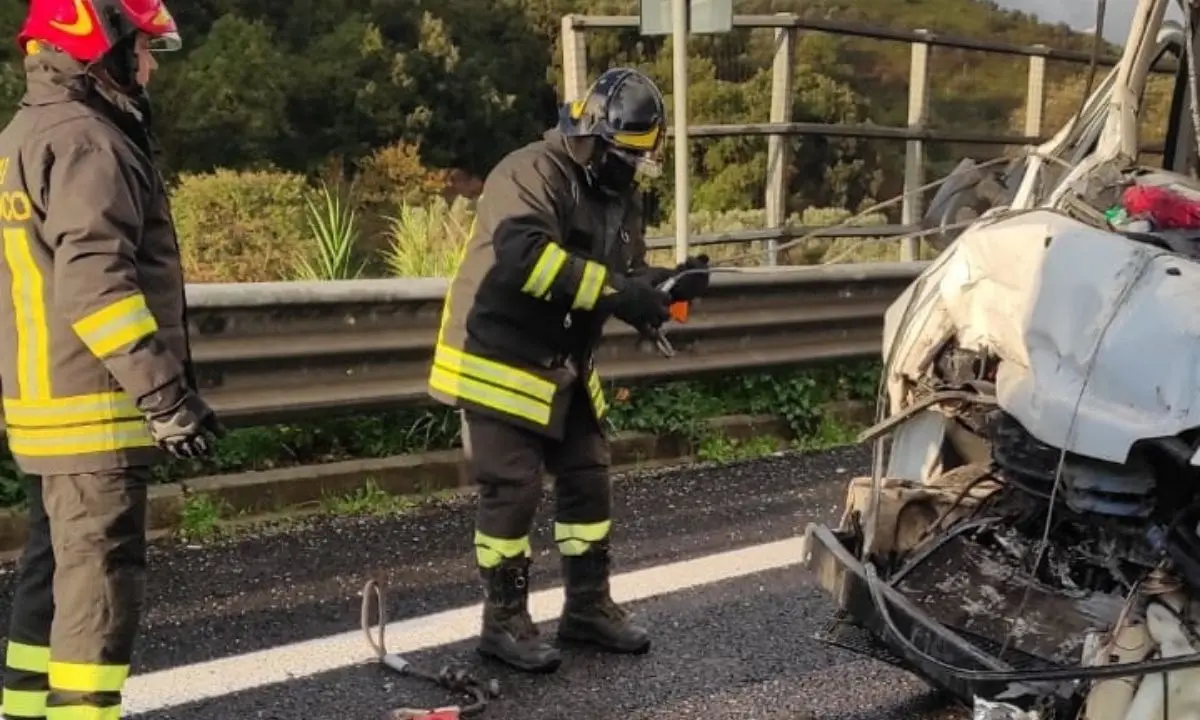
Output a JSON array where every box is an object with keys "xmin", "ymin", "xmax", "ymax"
[
  {"xmin": 464, "ymin": 382, "xmax": 613, "ymax": 568},
  {"xmin": 2, "ymin": 468, "xmax": 149, "ymax": 720}
]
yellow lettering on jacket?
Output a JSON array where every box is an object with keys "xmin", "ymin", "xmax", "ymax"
[
  {"xmin": 0, "ymin": 192, "xmax": 32, "ymax": 223},
  {"xmin": 0, "ymin": 157, "xmax": 9, "ymax": 186}
]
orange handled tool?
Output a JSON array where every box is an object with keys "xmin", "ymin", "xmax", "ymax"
[{"xmin": 669, "ymin": 300, "xmax": 689, "ymax": 323}]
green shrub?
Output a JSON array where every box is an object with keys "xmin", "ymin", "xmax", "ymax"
[
  {"xmin": 169, "ymin": 161, "xmax": 909, "ymax": 283},
  {"xmin": 170, "ymin": 168, "xmax": 314, "ymax": 283}
]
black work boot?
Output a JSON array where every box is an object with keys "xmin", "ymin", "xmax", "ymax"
[
  {"xmin": 557, "ymin": 540, "xmax": 651, "ymax": 654},
  {"xmin": 477, "ymin": 557, "xmax": 562, "ymax": 673}
]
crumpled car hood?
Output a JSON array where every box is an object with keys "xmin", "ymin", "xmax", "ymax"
[{"xmin": 883, "ymin": 208, "xmax": 1200, "ymax": 464}]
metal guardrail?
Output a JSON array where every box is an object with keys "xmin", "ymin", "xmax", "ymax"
[{"xmin": 170, "ymin": 263, "xmax": 926, "ymax": 428}]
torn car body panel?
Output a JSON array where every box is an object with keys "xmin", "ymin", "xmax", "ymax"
[{"xmin": 884, "ymin": 209, "xmax": 1200, "ymax": 465}]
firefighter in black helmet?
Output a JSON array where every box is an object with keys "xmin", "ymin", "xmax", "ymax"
[{"xmin": 427, "ymin": 67, "xmax": 711, "ymax": 673}]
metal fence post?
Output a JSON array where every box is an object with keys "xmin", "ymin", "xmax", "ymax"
[
  {"xmin": 560, "ymin": 15, "xmax": 589, "ymax": 101},
  {"xmin": 901, "ymin": 30, "xmax": 931, "ymax": 262},
  {"xmin": 1025, "ymin": 45, "xmax": 1048, "ymax": 137},
  {"xmin": 764, "ymin": 15, "xmax": 797, "ymax": 267},
  {"xmin": 671, "ymin": 0, "xmax": 690, "ymax": 265}
]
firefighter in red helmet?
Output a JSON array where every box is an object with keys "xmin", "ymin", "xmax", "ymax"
[{"xmin": 0, "ymin": 1, "xmax": 222, "ymax": 718}]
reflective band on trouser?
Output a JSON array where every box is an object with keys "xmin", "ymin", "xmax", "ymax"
[
  {"xmin": 4, "ymin": 641, "xmax": 50, "ymax": 719},
  {"xmin": 5, "ymin": 420, "xmax": 155, "ymax": 457},
  {"xmin": 554, "ymin": 520, "xmax": 612, "ymax": 556},
  {"xmin": 70, "ymin": 293, "xmax": 158, "ymax": 359},
  {"xmin": 4, "ymin": 227, "xmax": 50, "ymax": 401},
  {"xmin": 521, "ymin": 244, "xmax": 569, "ymax": 299},
  {"xmin": 571, "ymin": 261, "xmax": 607, "ymax": 310},
  {"xmin": 474, "ymin": 530, "xmax": 532, "ymax": 568},
  {"xmin": 2, "ymin": 689, "xmax": 47, "ymax": 718},
  {"xmin": 44, "ymin": 661, "xmax": 127, "ymax": 720},
  {"xmin": 5, "ymin": 642, "xmax": 49, "ymax": 675},
  {"xmin": 586, "ymin": 370, "xmax": 607, "ymax": 419},
  {"xmin": 430, "ymin": 345, "xmax": 555, "ymax": 426},
  {"xmin": 47, "ymin": 663, "xmax": 127, "ymax": 695}
]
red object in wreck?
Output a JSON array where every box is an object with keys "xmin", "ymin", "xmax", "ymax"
[
  {"xmin": 391, "ymin": 709, "xmax": 460, "ymax": 720},
  {"xmin": 1121, "ymin": 184, "xmax": 1200, "ymax": 229}
]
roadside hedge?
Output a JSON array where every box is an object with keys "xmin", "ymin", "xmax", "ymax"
[
  {"xmin": 163, "ymin": 140, "xmax": 911, "ymax": 284},
  {"xmin": 0, "ymin": 361, "xmax": 882, "ymax": 507}
]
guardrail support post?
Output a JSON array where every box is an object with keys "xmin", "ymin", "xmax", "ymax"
[
  {"xmin": 901, "ymin": 31, "xmax": 931, "ymax": 262},
  {"xmin": 764, "ymin": 16, "xmax": 797, "ymax": 267},
  {"xmin": 561, "ymin": 15, "xmax": 589, "ymax": 101},
  {"xmin": 1025, "ymin": 46, "xmax": 1047, "ymax": 138}
]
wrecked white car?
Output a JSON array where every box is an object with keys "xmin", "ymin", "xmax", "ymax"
[{"xmin": 802, "ymin": 0, "xmax": 1200, "ymax": 717}]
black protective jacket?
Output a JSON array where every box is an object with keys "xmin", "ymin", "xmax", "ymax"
[{"xmin": 428, "ymin": 128, "xmax": 655, "ymax": 439}]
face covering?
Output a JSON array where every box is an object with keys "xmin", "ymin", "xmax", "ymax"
[{"xmin": 593, "ymin": 150, "xmax": 638, "ymax": 194}]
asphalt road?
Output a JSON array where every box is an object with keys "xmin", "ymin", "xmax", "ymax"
[{"xmin": 0, "ymin": 446, "xmax": 969, "ymax": 720}]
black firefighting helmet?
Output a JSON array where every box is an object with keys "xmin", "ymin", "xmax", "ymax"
[{"xmin": 558, "ymin": 67, "xmax": 666, "ymax": 192}]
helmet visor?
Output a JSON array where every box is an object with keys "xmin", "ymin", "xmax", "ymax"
[
  {"xmin": 610, "ymin": 146, "xmax": 662, "ymax": 179},
  {"xmin": 609, "ymin": 125, "xmax": 664, "ymax": 179}
]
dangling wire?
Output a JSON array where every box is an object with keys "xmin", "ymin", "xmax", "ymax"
[
  {"xmin": 361, "ymin": 577, "xmax": 502, "ymax": 718},
  {"xmin": 994, "ymin": 0, "xmax": 1112, "ymax": 661}
]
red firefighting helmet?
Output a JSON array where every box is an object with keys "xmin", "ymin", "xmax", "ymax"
[{"xmin": 18, "ymin": 0, "xmax": 182, "ymax": 62}]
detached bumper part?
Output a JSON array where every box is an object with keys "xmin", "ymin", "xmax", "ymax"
[{"xmin": 801, "ymin": 522, "xmax": 1071, "ymax": 715}]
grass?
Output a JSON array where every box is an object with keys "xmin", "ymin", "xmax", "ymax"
[
  {"xmin": 171, "ymin": 414, "xmax": 869, "ymax": 543},
  {"xmin": 1, "ymin": 364, "xmax": 883, "ymax": 543},
  {"xmin": 173, "ymin": 480, "xmax": 464, "ymax": 543},
  {"xmin": 178, "ymin": 494, "xmax": 230, "ymax": 542}
]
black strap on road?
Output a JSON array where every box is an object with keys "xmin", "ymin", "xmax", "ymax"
[{"xmin": 361, "ymin": 577, "xmax": 502, "ymax": 719}]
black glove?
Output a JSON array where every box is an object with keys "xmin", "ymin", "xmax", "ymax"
[
  {"xmin": 600, "ymin": 274, "xmax": 671, "ymax": 330},
  {"xmin": 631, "ymin": 266, "xmax": 674, "ymax": 288},
  {"xmin": 669, "ymin": 254, "xmax": 710, "ymax": 302},
  {"xmin": 137, "ymin": 378, "xmax": 225, "ymax": 460}
]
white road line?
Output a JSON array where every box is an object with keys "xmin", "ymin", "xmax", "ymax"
[{"xmin": 123, "ymin": 536, "xmax": 807, "ymax": 714}]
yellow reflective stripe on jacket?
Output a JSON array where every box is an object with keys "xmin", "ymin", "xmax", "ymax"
[
  {"xmin": 554, "ymin": 520, "xmax": 612, "ymax": 556},
  {"xmin": 586, "ymin": 368, "xmax": 607, "ymax": 418},
  {"xmin": 71, "ymin": 293, "xmax": 158, "ymax": 359},
  {"xmin": 474, "ymin": 529, "xmax": 531, "ymax": 568},
  {"xmin": 572, "ymin": 261, "xmax": 607, "ymax": 310},
  {"xmin": 521, "ymin": 243, "xmax": 568, "ymax": 299},
  {"xmin": 429, "ymin": 366, "xmax": 551, "ymax": 426},
  {"xmin": 3, "ymin": 392, "xmax": 141, "ymax": 428},
  {"xmin": 6, "ymin": 420, "xmax": 154, "ymax": 457},
  {"xmin": 4, "ymin": 227, "xmax": 50, "ymax": 400},
  {"xmin": 47, "ymin": 661, "xmax": 128, "ymax": 694},
  {"xmin": 433, "ymin": 345, "xmax": 555, "ymax": 403},
  {"xmin": 46, "ymin": 704, "xmax": 121, "ymax": 720},
  {"xmin": 2, "ymin": 688, "xmax": 46, "ymax": 717},
  {"xmin": 5, "ymin": 641, "xmax": 49, "ymax": 673}
]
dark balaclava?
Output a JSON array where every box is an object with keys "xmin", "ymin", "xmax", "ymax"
[{"xmin": 565, "ymin": 135, "xmax": 639, "ymax": 197}]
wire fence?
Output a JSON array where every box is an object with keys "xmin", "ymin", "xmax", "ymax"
[{"xmin": 559, "ymin": 12, "xmax": 1179, "ymax": 265}]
